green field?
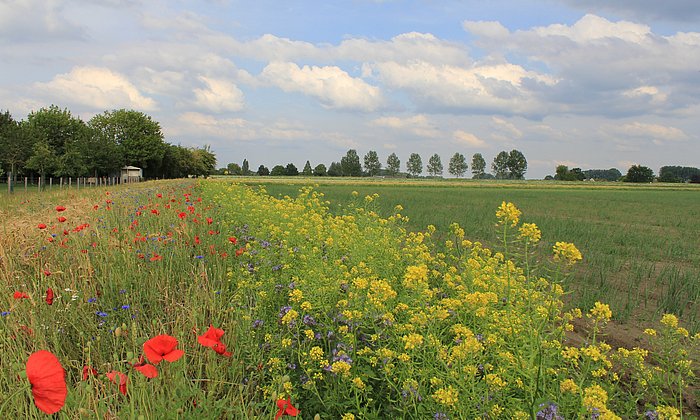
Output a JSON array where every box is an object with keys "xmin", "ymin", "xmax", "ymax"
[{"xmin": 243, "ymin": 177, "xmax": 700, "ymax": 333}]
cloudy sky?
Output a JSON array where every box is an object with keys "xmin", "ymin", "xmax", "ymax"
[{"xmin": 2, "ymin": 0, "xmax": 699, "ymax": 178}]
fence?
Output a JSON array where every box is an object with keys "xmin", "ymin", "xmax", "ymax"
[{"xmin": 3, "ymin": 174, "xmax": 142, "ymax": 193}]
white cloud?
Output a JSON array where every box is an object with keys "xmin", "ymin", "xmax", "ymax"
[
  {"xmin": 0, "ymin": 0, "xmax": 85, "ymax": 42},
  {"xmin": 490, "ymin": 117, "xmax": 523, "ymax": 139},
  {"xmin": 370, "ymin": 114, "xmax": 440, "ymax": 138},
  {"xmin": 453, "ymin": 130, "xmax": 486, "ymax": 147},
  {"xmin": 193, "ymin": 76, "xmax": 245, "ymax": 112},
  {"xmin": 611, "ymin": 121, "xmax": 688, "ymax": 144},
  {"xmin": 33, "ymin": 66, "xmax": 157, "ymax": 111},
  {"xmin": 369, "ymin": 60, "xmax": 553, "ymax": 116},
  {"xmin": 260, "ymin": 61, "xmax": 384, "ymax": 111}
]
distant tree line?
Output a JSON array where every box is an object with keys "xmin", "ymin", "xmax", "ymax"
[
  {"xmin": 219, "ymin": 149, "xmax": 528, "ymax": 180},
  {"xmin": 549, "ymin": 164, "xmax": 700, "ymax": 183},
  {"xmin": 0, "ymin": 106, "xmax": 216, "ymax": 185}
]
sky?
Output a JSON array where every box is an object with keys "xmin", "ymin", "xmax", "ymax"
[{"xmin": 1, "ymin": 0, "xmax": 699, "ymax": 178}]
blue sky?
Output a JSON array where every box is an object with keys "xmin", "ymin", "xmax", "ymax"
[{"xmin": 1, "ymin": 0, "xmax": 699, "ymax": 178}]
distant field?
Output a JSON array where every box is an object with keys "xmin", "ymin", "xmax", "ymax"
[{"xmin": 241, "ymin": 176, "xmax": 700, "ymax": 332}]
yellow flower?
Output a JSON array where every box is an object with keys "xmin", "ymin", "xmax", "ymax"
[
  {"xmin": 655, "ymin": 405, "xmax": 681, "ymax": 420},
  {"xmin": 484, "ymin": 373, "xmax": 506, "ymax": 389},
  {"xmin": 341, "ymin": 414, "xmax": 356, "ymax": 420},
  {"xmin": 289, "ymin": 288, "xmax": 303, "ymax": 302},
  {"xmin": 660, "ymin": 313, "xmax": 678, "ymax": 328},
  {"xmin": 560, "ymin": 378, "xmax": 579, "ymax": 394},
  {"xmin": 402, "ymin": 333, "xmax": 424, "ymax": 350},
  {"xmin": 496, "ymin": 201, "xmax": 521, "ymax": 227},
  {"xmin": 431, "ymin": 386, "xmax": 459, "ymax": 408},
  {"xmin": 352, "ymin": 377, "xmax": 366, "ymax": 391},
  {"xmin": 331, "ymin": 360, "xmax": 352, "ymax": 376},
  {"xmin": 589, "ymin": 302, "xmax": 613, "ymax": 322},
  {"xmin": 518, "ymin": 222, "xmax": 541, "ymax": 243},
  {"xmin": 643, "ymin": 328, "xmax": 657, "ymax": 336},
  {"xmin": 553, "ymin": 241, "xmax": 583, "ymax": 264},
  {"xmin": 281, "ymin": 338, "xmax": 292, "ymax": 348}
]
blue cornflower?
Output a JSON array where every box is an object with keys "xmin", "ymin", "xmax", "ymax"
[
  {"xmin": 96, "ymin": 311, "xmax": 108, "ymax": 317},
  {"xmin": 87, "ymin": 298, "xmax": 97, "ymax": 303}
]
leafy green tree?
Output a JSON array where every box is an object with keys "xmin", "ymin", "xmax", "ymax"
[
  {"xmin": 55, "ymin": 140, "xmax": 87, "ymax": 178},
  {"xmin": 386, "ymin": 153, "xmax": 401, "ymax": 176},
  {"xmin": 624, "ymin": 165, "xmax": 655, "ymax": 183},
  {"xmin": 285, "ymin": 163, "xmax": 299, "ymax": 176},
  {"xmin": 427, "ymin": 154, "xmax": 443, "ymax": 177},
  {"xmin": 82, "ymin": 124, "xmax": 123, "ymax": 177},
  {"xmin": 89, "ymin": 109, "xmax": 166, "ymax": 178},
  {"xmin": 582, "ymin": 168, "xmax": 621, "ymax": 181},
  {"xmin": 0, "ymin": 110, "xmax": 32, "ymax": 182},
  {"xmin": 189, "ymin": 146, "xmax": 216, "ymax": 177},
  {"xmin": 271, "ymin": 165, "xmax": 286, "ymax": 176},
  {"xmin": 555, "ymin": 165, "xmax": 569, "ymax": 180},
  {"xmin": 658, "ymin": 166, "xmax": 700, "ymax": 183},
  {"xmin": 406, "ymin": 153, "xmax": 422, "ymax": 177},
  {"xmin": 26, "ymin": 105, "xmax": 86, "ymax": 157},
  {"xmin": 327, "ymin": 162, "xmax": 342, "ymax": 177},
  {"xmin": 242, "ymin": 159, "xmax": 250, "ymax": 175},
  {"xmin": 161, "ymin": 145, "xmax": 190, "ymax": 178},
  {"xmin": 227, "ymin": 163, "xmax": 242, "ymax": 175},
  {"xmin": 25, "ymin": 141, "xmax": 58, "ymax": 187},
  {"xmin": 313, "ymin": 163, "xmax": 327, "ymax": 176},
  {"xmin": 492, "ymin": 151, "xmax": 510, "ymax": 179},
  {"xmin": 471, "ymin": 153, "xmax": 486, "ymax": 179},
  {"xmin": 363, "ymin": 150, "xmax": 381, "ymax": 176},
  {"xmin": 448, "ymin": 153, "xmax": 468, "ymax": 178},
  {"xmin": 341, "ymin": 149, "xmax": 362, "ymax": 177},
  {"xmin": 257, "ymin": 165, "xmax": 270, "ymax": 176},
  {"xmin": 507, "ymin": 149, "xmax": 527, "ymax": 179},
  {"xmin": 302, "ymin": 160, "xmax": 313, "ymax": 176}
]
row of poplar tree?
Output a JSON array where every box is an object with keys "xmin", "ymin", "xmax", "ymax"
[{"xmin": 223, "ymin": 149, "xmax": 528, "ymax": 179}]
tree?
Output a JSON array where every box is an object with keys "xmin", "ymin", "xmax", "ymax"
[
  {"xmin": 82, "ymin": 124, "xmax": 123, "ymax": 177},
  {"xmin": 427, "ymin": 154, "xmax": 443, "ymax": 177},
  {"xmin": 327, "ymin": 162, "xmax": 342, "ymax": 177},
  {"xmin": 25, "ymin": 141, "xmax": 58, "ymax": 187},
  {"xmin": 471, "ymin": 153, "xmax": 486, "ymax": 179},
  {"xmin": 242, "ymin": 159, "xmax": 250, "ymax": 175},
  {"xmin": 448, "ymin": 153, "xmax": 468, "ymax": 178},
  {"xmin": 302, "ymin": 160, "xmax": 313, "ymax": 176},
  {"xmin": 189, "ymin": 146, "xmax": 216, "ymax": 177},
  {"xmin": 26, "ymin": 105, "xmax": 86, "ymax": 157},
  {"xmin": 227, "ymin": 163, "xmax": 242, "ymax": 175},
  {"xmin": 658, "ymin": 166, "xmax": 700, "ymax": 183},
  {"xmin": 363, "ymin": 150, "xmax": 381, "ymax": 176},
  {"xmin": 492, "ymin": 151, "xmax": 510, "ymax": 179},
  {"xmin": 555, "ymin": 165, "xmax": 569, "ymax": 180},
  {"xmin": 583, "ymin": 168, "xmax": 622, "ymax": 181},
  {"xmin": 406, "ymin": 153, "xmax": 423, "ymax": 177},
  {"xmin": 257, "ymin": 165, "xmax": 270, "ymax": 176},
  {"xmin": 386, "ymin": 153, "xmax": 401, "ymax": 176},
  {"xmin": 507, "ymin": 149, "xmax": 527, "ymax": 179},
  {"xmin": 0, "ymin": 110, "xmax": 32, "ymax": 182},
  {"xmin": 624, "ymin": 165, "xmax": 654, "ymax": 183},
  {"xmin": 89, "ymin": 109, "xmax": 166, "ymax": 178},
  {"xmin": 270, "ymin": 165, "xmax": 286, "ymax": 176},
  {"xmin": 340, "ymin": 149, "xmax": 362, "ymax": 177},
  {"xmin": 285, "ymin": 163, "xmax": 299, "ymax": 176},
  {"xmin": 313, "ymin": 164, "xmax": 327, "ymax": 176}
]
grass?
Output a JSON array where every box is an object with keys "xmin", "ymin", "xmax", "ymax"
[{"xmin": 241, "ymin": 176, "xmax": 700, "ymax": 332}]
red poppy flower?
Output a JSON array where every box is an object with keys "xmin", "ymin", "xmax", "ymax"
[
  {"xmin": 38, "ymin": 223, "xmax": 47, "ymax": 229},
  {"xmin": 14, "ymin": 291, "xmax": 29, "ymax": 299},
  {"xmin": 194, "ymin": 236, "xmax": 201, "ymax": 245},
  {"xmin": 55, "ymin": 206, "xmax": 66, "ymax": 212},
  {"xmin": 82, "ymin": 365, "xmax": 98, "ymax": 380},
  {"xmin": 228, "ymin": 236, "xmax": 237, "ymax": 244},
  {"xmin": 235, "ymin": 247, "xmax": 245, "ymax": 257},
  {"xmin": 156, "ymin": 193, "xmax": 162, "ymax": 198},
  {"xmin": 45, "ymin": 288, "xmax": 54, "ymax": 305},
  {"xmin": 106, "ymin": 370, "xmax": 128, "ymax": 395},
  {"xmin": 178, "ymin": 212, "xmax": 187, "ymax": 219},
  {"xmin": 206, "ymin": 217, "xmax": 213, "ymax": 224},
  {"xmin": 57, "ymin": 216, "xmax": 67, "ymax": 223},
  {"xmin": 150, "ymin": 254, "xmax": 163, "ymax": 262},
  {"xmin": 133, "ymin": 356, "xmax": 158, "ymax": 378},
  {"xmin": 26, "ymin": 350, "xmax": 67, "ymax": 414},
  {"xmin": 143, "ymin": 335, "xmax": 184, "ymax": 364},
  {"xmin": 151, "ymin": 209, "xmax": 160, "ymax": 215},
  {"xmin": 197, "ymin": 325, "xmax": 232, "ymax": 357},
  {"xmin": 275, "ymin": 397, "xmax": 299, "ymax": 419}
]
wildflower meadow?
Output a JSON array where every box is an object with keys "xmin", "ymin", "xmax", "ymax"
[{"xmin": 0, "ymin": 179, "xmax": 697, "ymax": 418}]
